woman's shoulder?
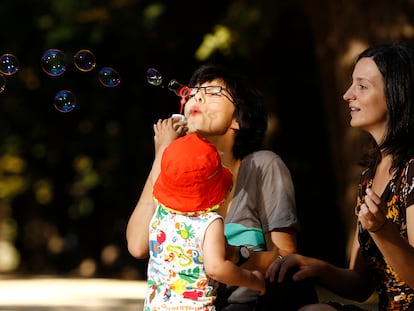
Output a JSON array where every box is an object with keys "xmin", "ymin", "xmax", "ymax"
[
  {"xmin": 241, "ymin": 150, "xmax": 290, "ymax": 172},
  {"xmin": 402, "ymin": 157, "xmax": 414, "ymax": 179},
  {"xmin": 243, "ymin": 150, "xmax": 283, "ymax": 163}
]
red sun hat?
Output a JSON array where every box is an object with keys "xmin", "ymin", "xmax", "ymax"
[{"xmin": 153, "ymin": 133, "xmax": 233, "ymax": 214}]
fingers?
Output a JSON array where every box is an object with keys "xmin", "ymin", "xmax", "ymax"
[
  {"xmin": 265, "ymin": 255, "xmax": 289, "ymax": 283},
  {"xmin": 276, "ymin": 255, "xmax": 292, "ymax": 283},
  {"xmin": 359, "ymin": 187, "xmax": 382, "ymax": 218},
  {"xmin": 265, "ymin": 254, "xmax": 314, "ymax": 285},
  {"xmin": 358, "ymin": 188, "xmax": 387, "ymax": 232},
  {"xmin": 264, "ymin": 257, "xmax": 279, "ymax": 282},
  {"xmin": 364, "ymin": 188, "xmax": 382, "ymax": 207},
  {"xmin": 153, "ymin": 117, "xmax": 187, "ymax": 135}
]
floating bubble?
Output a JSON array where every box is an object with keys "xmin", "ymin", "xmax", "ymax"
[
  {"xmin": 0, "ymin": 74, "xmax": 6, "ymax": 93},
  {"xmin": 0, "ymin": 53, "xmax": 19, "ymax": 76},
  {"xmin": 74, "ymin": 49, "xmax": 96, "ymax": 72},
  {"xmin": 54, "ymin": 90, "xmax": 76, "ymax": 113},
  {"xmin": 146, "ymin": 68, "xmax": 163, "ymax": 86},
  {"xmin": 98, "ymin": 67, "xmax": 121, "ymax": 87},
  {"xmin": 41, "ymin": 49, "xmax": 67, "ymax": 76}
]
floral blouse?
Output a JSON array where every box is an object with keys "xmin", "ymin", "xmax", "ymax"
[{"xmin": 356, "ymin": 158, "xmax": 414, "ymax": 310}]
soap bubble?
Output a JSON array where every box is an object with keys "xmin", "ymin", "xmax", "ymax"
[
  {"xmin": 98, "ymin": 67, "xmax": 121, "ymax": 87},
  {"xmin": 0, "ymin": 53, "xmax": 19, "ymax": 76},
  {"xmin": 54, "ymin": 90, "xmax": 76, "ymax": 113},
  {"xmin": 41, "ymin": 49, "xmax": 67, "ymax": 76},
  {"xmin": 146, "ymin": 68, "xmax": 163, "ymax": 86},
  {"xmin": 74, "ymin": 49, "xmax": 96, "ymax": 72}
]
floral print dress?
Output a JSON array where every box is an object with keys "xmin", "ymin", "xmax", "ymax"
[{"xmin": 356, "ymin": 158, "xmax": 414, "ymax": 310}]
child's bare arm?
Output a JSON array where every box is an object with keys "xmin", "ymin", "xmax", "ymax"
[{"xmin": 203, "ymin": 219, "xmax": 266, "ymax": 295}]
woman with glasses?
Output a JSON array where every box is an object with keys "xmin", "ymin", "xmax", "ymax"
[
  {"xmin": 266, "ymin": 43, "xmax": 414, "ymax": 311},
  {"xmin": 126, "ymin": 64, "xmax": 317, "ymax": 310},
  {"xmin": 143, "ymin": 132, "xmax": 265, "ymax": 311}
]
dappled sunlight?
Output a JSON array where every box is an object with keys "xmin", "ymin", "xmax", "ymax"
[
  {"xmin": 0, "ymin": 200, "xmax": 20, "ymax": 272},
  {"xmin": 34, "ymin": 179, "xmax": 54, "ymax": 205},
  {"xmin": 340, "ymin": 39, "xmax": 368, "ymax": 70},
  {"xmin": 195, "ymin": 25, "xmax": 233, "ymax": 61},
  {"xmin": 0, "ymin": 241, "xmax": 20, "ymax": 272},
  {"xmin": 101, "ymin": 244, "xmax": 120, "ymax": 265},
  {"xmin": 0, "ymin": 277, "xmax": 146, "ymax": 309},
  {"xmin": 0, "ymin": 153, "xmax": 27, "ymax": 199},
  {"xmin": 263, "ymin": 112, "xmax": 280, "ymax": 148},
  {"xmin": 78, "ymin": 258, "xmax": 97, "ymax": 277}
]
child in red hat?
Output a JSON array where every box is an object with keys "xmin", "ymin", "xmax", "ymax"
[{"xmin": 144, "ymin": 118, "xmax": 265, "ymax": 311}]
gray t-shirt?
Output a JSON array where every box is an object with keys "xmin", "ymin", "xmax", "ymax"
[{"xmin": 223, "ymin": 150, "xmax": 299, "ymax": 303}]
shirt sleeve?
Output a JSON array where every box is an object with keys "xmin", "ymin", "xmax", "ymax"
[
  {"xmin": 254, "ymin": 151, "xmax": 300, "ymax": 233},
  {"xmin": 404, "ymin": 158, "xmax": 414, "ymax": 208}
]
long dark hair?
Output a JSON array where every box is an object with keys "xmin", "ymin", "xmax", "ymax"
[
  {"xmin": 188, "ymin": 64, "xmax": 267, "ymax": 159},
  {"xmin": 356, "ymin": 43, "xmax": 414, "ymax": 171}
]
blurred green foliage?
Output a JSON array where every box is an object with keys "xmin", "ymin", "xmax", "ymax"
[{"xmin": 0, "ymin": 0, "xmax": 339, "ymax": 279}]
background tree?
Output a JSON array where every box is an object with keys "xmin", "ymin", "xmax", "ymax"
[{"xmin": 0, "ymin": 0, "xmax": 413, "ymax": 279}]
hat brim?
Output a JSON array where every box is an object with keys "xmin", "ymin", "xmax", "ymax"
[{"xmin": 153, "ymin": 164, "xmax": 233, "ymax": 214}]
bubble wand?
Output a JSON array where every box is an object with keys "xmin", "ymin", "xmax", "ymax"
[
  {"xmin": 167, "ymin": 79, "xmax": 191, "ymax": 114},
  {"xmin": 146, "ymin": 67, "xmax": 190, "ymax": 116}
]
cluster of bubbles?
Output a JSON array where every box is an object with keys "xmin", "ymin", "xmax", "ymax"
[
  {"xmin": 145, "ymin": 68, "xmax": 190, "ymax": 114},
  {"xmin": 0, "ymin": 49, "xmax": 121, "ymax": 113}
]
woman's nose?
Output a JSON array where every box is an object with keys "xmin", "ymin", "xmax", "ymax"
[
  {"xmin": 193, "ymin": 90, "xmax": 206, "ymax": 103},
  {"xmin": 343, "ymin": 87, "xmax": 353, "ymax": 101}
]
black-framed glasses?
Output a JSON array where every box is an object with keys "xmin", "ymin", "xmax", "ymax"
[{"xmin": 189, "ymin": 85, "xmax": 234, "ymax": 104}]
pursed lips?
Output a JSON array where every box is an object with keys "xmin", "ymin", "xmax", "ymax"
[{"xmin": 189, "ymin": 106, "xmax": 201, "ymax": 115}]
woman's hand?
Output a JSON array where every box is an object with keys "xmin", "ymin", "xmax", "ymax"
[
  {"xmin": 265, "ymin": 253, "xmax": 323, "ymax": 284},
  {"xmin": 358, "ymin": 188, "xmax": 388, "ymax": 233}
]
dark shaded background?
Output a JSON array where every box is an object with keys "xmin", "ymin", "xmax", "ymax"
[{"xmin": 3, "ymin": 0, "xmax": 409, "ymax": 281}]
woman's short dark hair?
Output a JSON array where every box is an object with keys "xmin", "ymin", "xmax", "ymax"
[
  {"xmin": 356, "ymin": 43, "xmax": 414, "ymax": 171},
  {"xmin": 188, "ymin": 64, "xmax": 267, "ymax": 159}
]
